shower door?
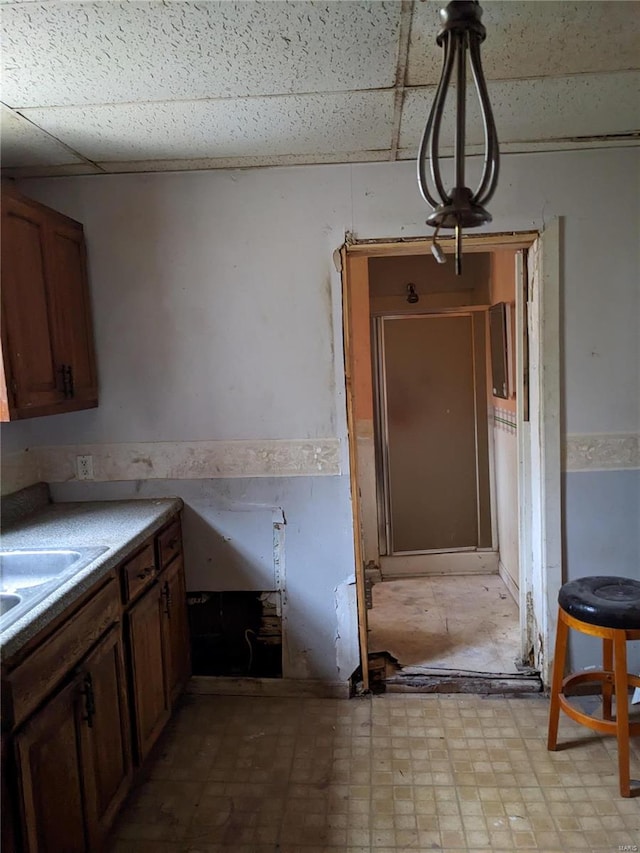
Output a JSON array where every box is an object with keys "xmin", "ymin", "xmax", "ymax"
[{"xmin": 375, "ymin": 312, "xmax": 491, "ymax": 555}]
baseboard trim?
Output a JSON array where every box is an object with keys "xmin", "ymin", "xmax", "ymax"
[
  {"xmin": 498, "ymin": 560, "xmax": 519, "ymax": 605},
  {"xmin": 187, "ymin": 675, "xmax": 350, "ymax": 699},
  {"xmin": 381, "ymin": 551, "xmax": 499, "ymax": 578}
]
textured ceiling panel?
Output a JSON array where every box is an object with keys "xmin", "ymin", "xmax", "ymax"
[
  {"xmin": 20, "ymin": 91, "xmax": 396, "ymax": 162},
  {"xmin": 0, "ymin": 104, "xmax": 85, "ymax": 166},
  {"xmin": 2, "ymin": 0, "xmax": 401, "ymax": 108},
  {"xmin": 408, "ymin": 1, "xmax": 640, "ymax": 86},
  {"xmin": 400, "ymin": 72, "xmax": 640, "ymax": 153}
]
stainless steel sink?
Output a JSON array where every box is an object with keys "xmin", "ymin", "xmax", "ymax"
[
  {"xmin": 0, "ymin": 593, "xmax": 21, "ymax": 617},
  {"xmin": 0, "ymin": 546, "xmax": 107, "ymax": 631}
]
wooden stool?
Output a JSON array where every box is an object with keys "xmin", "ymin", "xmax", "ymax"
[{"xmin": 547, "ymin": 576, "xmax": 640, "ymax": 797}]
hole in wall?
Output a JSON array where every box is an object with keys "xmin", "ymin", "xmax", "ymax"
[{"xmin": 187, "ymin": 591, "xmax": 282, "ymax": 678}]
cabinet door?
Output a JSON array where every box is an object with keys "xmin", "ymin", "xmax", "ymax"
[
  {"xmin": 15, "ymin": 677, "xmax": 86, "ymax": 853},
  {"xmin": 78, "ymin": 625, "xmax": 132, "ymax": 849},
  {"xmin": 45, "ymin": 218, "xmax": 98, "ymax": 405},
  {"xmin": 161, "ymin": 556, "xmax": 191, "ymax": 705},
  {"xmin": 1, "ymin": 194, "xmax": 64, "ymax": 417},
  {"xmin": 127, "ymin": 583, "xmax": 170, "ymax": 763},
  {"xmin": 2, "ymin": 734, "xmax": 20, "ymax": 853}
]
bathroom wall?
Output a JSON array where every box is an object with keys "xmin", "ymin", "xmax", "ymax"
[{"xmin": 489, "ymin": 251, "xmax": 519, "ymax": 598}]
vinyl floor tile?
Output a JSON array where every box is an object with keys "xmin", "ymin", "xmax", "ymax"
[{"xmin": 107, "ymin": 692, "xmax": 640, "ymax": 852}]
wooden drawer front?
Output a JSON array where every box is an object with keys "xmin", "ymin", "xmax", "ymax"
[
  {"xmin": 122, "ymin": 543, "xmax": 157, "ymax": 603},
  {"xmin": 157, "ymin": 519, "xmax": 181, "ymax": 570},
  {"xmin": 6, "ymin": 578, "xmax": 119, "ymax": 730}
]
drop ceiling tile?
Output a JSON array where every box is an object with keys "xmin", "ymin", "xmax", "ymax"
[
  {"xmin": 400, "ymin": 72, "xmax": 640, "ymax": 154},
  {"xmin": 0, "ymin": 104, "xmax": 86, "ymax": 166},
  {"xmin": 20, "ymin": 90, "xmax": 396, "ymax": 162},
  {"xmin": 3, "ymin": 1, "xmax": 401, "ymax": 108},
  {"xmin": 408, "ymin": 1, "xmax": 640, "ymax": 86}
]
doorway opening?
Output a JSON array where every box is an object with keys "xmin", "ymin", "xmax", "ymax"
[{"xmin": 341, "ymin": 230, "xmax": 561, "ymax": 694}]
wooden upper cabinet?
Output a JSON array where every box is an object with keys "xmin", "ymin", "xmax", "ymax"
[{"xmin": 1, "ymin": 188, "xmax": 98, "ymax": 420}]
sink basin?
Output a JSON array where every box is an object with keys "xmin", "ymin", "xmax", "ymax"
[
  {"xmin": 0, "ymin": 593, "xmax": 21, "ymax": 617},
  {"xmin": 0, "ymin": 546, "xmax": 107, "ymax": 632},
  {"xmin": 0, "ymin": 549, "xmax": 100, "ymax": 591}
]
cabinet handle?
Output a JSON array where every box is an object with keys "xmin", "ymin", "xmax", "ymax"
[
  {"xmin": 136, "ymin": 566, "xmax": 154, "ymax": 581},
  {"xmin": 161, "ymin": 580, "xmax": 171, "ymax": 616},
  {"xmin": 81, "ymin": 672, "xmax": 96, "ymax": 728},
  {"xmin": 57, "ymin": 364, "xmax": 68, "ymax": 396},
  {"xmin": 57, "ymin": 365, "xmax": 75, "ymax": 398}
]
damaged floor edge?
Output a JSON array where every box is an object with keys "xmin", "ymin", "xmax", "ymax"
[
  {"xmin": 366, "ymin": 574, "xmax": 527, "ymax": 694},
  {"xmin": 368, "ymin": 651, "xmax": 542, "ymax": 696}
]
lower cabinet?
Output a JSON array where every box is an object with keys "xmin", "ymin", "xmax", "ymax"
[
  {"xmin": 15, "ymin": 677, "xmax": 86, "ymax": 853},
  {"xmin": 15, "ymin": 626, "xmax": 130, "ymax": 853},
  {"xmin": 3, "ymin": 512, "xmax": 190, "ymax": 852},
  {"xmin": 162, "ymin": 556, "xmax": 191, "ymax": 705},
  {"xmin": 79, "ymin": 625, "xmax": 132, "ymax": 848},
  {"xmin": 127, "ymin": 581, "xmax": 171, "ymax": 763}
]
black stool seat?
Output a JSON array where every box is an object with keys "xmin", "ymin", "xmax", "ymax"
[{"xmin": 558, "ymin": 576, "xmax": 640, "ymax": 630}]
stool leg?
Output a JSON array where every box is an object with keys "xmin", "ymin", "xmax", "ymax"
[
  {"xmin": 547, "ymin": 609, "xmax": 568, "ymax": 751},
  {"xmin": 613, "ymin": 631, "xmax": 632, "ymax": 797},
  {"xmin": 602, "ymin": 638, "xmax": 613, "ymax": 721}
]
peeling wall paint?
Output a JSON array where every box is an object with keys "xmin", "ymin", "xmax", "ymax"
[
  {"xmin": 335, "ymin": 580, "xmax": 359, "ymax": 683},
  {"xmin": 32, "ymin": 438, "xmax": 341, "ymax": 482}
]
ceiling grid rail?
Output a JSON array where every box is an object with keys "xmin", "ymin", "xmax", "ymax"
[{"xmin": 389, "ymin": 0, "xmax": 415, "ymax": 162}]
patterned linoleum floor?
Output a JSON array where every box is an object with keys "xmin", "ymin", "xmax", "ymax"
[{"xmin": 107, "ymin": 692, "xmax": 640, "ymax": 853}]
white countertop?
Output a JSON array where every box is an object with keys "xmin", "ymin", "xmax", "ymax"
[{"xmin": 1, "ymin": 497, "xmax": 183, "ymax": 660}]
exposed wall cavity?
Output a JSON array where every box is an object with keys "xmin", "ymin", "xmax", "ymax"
[{"xmin": 188, "ymin": 590, "xmax": 282, "ymax": 678}]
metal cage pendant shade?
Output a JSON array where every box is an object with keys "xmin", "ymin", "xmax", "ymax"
[{"xmin": 417, "ymin": 0, "xmax": 499, "ymax": 273}]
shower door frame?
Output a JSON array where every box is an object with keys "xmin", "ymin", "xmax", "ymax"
[{"xmin": 373, "ymin": 310, "xmax": 490, "ymax": 557}]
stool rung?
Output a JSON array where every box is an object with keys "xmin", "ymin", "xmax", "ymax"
[
  {"xmin": 558, "ymin": 695, "xmax": 640, "ymax": 736},
  {"xmin": 563, "ymin": 670, "xmax": 640, "ymax": 691}
]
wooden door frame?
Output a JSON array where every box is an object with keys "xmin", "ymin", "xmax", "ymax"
[{"xmin": 340, "ymin": 229, "xmax": 562, "ymax": 690}]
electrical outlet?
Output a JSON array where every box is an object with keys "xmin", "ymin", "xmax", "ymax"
[{"xmin": 76, "ymin": 454, "xmax": 94, "ymax": 480}]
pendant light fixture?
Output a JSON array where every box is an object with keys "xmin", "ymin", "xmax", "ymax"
[{"xmin": 417, "ymin": 0, "xmax": 499, "ymax": 275}]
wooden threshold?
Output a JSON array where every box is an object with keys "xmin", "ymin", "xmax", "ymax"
[{"xmin": 385, "ymin": 673, "xmax": 542, "ymax": 695}]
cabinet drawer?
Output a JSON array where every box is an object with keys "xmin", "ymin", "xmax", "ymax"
[
  {"xmin": 157, "ymin": 519, "xmax": 182, "ymax": 570},
  {"xmin": 122, "ymin": 543, "xmax": 157, "ymax": 603},
  {"xmin": 5, "ymin": 578, "xmax": 119, "ymax": 729}
]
